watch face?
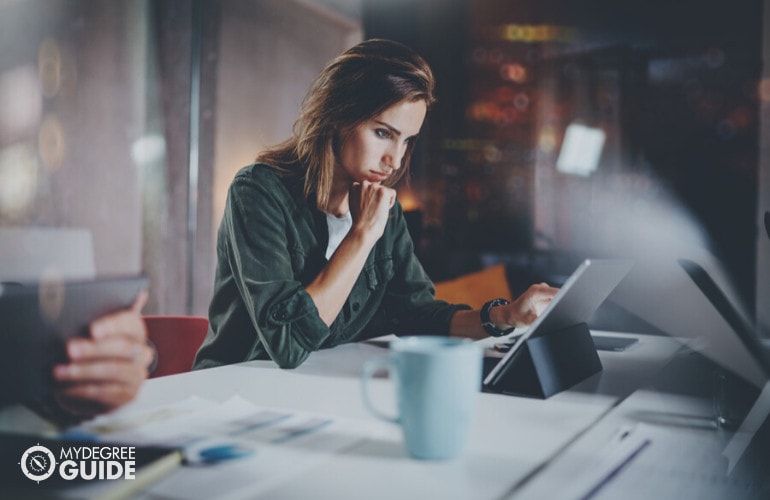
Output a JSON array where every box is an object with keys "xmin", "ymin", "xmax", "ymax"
[
  {"xmin": 481, "ymin": 298, "xmax": 512, "ymax": 337},
  {"xmin": 20, "ymin": 445, "xmax": 57, "ymax": 482}
]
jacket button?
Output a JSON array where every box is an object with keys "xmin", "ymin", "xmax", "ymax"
[{"xmin": 352, "ymin": 302, "xmax": 360, "ymax": 312}]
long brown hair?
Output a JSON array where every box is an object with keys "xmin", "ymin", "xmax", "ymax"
[{"xmin": 256, "ymin": 38, "xmax": 436, "ymax": 211}]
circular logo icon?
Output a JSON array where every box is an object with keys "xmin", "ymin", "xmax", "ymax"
[{"xmin": 20, "ymin": 444, "xmax": 57, "ymax": 482}]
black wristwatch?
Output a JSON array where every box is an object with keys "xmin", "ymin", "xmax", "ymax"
[{"xmin": 480, "ymin": 298, "xmax": 516, "ymax": 337}]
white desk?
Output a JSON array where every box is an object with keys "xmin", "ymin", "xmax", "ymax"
[
  {"xmin": 0, "ymin": 331, "xmax": 685, "ymax": 499},
  {"xmin": 106, "ymin": 331, "xmax": 681, "ymax": 500},
  {"xmin": 514, "ymin": 349, "xmax": 770, "ymax": 500}
]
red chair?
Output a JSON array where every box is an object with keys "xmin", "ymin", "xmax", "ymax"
[{"xmin": 143, "ymin": 315, "xmax": 209, "ymax": 378}]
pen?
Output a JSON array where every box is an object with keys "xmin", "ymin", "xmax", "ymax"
[
  {"xmin": 558, "ymin": 425, "xmax": 651, "ymax": 500},
  {"xmin": 581, "ymin": 429, "xmax": 650, "ymax": 499}
]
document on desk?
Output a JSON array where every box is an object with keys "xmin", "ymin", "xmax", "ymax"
[{"xmin": 68, "ymin": 395, "xmax": 386, "ymax": 499}]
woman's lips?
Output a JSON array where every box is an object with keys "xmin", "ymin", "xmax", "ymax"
[{"xmin": 369, "ymin": 171, "xmax": 389, "ymax": 182}]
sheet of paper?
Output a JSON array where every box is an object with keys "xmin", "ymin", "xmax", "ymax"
[{"xmin": 66, "ymin": 395, "xmax": 388, "ymax": 499}]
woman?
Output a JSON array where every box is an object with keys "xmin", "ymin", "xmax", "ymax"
[{"xmin": 194, "ymin": 39, "xmax": 557, "ymax": 369}]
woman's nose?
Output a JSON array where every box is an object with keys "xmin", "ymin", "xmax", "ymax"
[{"xmin": 385, "ymin": 143, "xmax": 406, "ymax": 170}]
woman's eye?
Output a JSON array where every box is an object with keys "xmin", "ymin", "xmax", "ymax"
[{"xmin": 375, "ymin": 129, "xmax": 391, "ymax": 139}]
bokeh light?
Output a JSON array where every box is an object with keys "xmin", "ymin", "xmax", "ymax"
[
  {"xmin": 131, "ymin": 134, "xmax": 167, "ymax": 166},
  {"xmin": 537, "ymin": 126, "xmax": 558, "ymax": 153},
  {"xmin": 0, "ymin": 143, "xmax": 39, "ymax": 221},
  {"xmin": 500, "ymin": 63, "xmax": 527, "ymax": 83},
  {"xmin": 496, "ymin": 24, "xmax": 576, "ymax": 44},
  {"xmin": 0, "ymin": 66, "xmax": 43, "ymax": 142},
  {"xmin": 38, "ymin": 114, "xmax": 66, "ymax": 170},
  {"xmin": 38, "ymin": 38, "xmax": 63, "ymax": 98}
]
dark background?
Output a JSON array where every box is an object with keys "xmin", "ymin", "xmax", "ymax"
[{"xmin": 364, "ymin": 0, "xmax": 762, "ymax": 317}]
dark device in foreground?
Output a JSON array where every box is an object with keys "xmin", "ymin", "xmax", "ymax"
[
  {"xmin": 0, "ymin": 275, "xmax": 149, "ymax": 407},
  {"xmin": 482, "ymin": 259, "xmax": 633, "ymax": 399}
]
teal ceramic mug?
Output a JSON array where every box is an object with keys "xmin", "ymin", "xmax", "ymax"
[{"xmin": 361, "ymin": 336, "xmax": 483, "ymax": 460}]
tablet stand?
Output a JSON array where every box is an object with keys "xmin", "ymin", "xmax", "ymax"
[{"xmin": 485, "ymin": 322, "xmax": 602, "ymax": 399}]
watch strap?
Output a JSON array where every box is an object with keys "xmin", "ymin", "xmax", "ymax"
[{"xmin": 480, "ymin": 298, "xmax": 516, "ymax": 337}]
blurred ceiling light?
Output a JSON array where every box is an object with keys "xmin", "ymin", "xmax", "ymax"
[
  {"xmin": 0, "ymin": 66, "xmax": 43, "ymax": 142},
  {"xmin": 0, "ymin": 143, "xmax": 39, "ymax": 221},
  {"xmin": 556, "ymin": 123, "xmax": 606, "ymax": 177}
]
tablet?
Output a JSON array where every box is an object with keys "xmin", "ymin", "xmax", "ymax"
[
  {"xmin": 483, "ymin": 259, "xmax": 634, "ymax": 388},
  {"xmin": 0, "ymin": 275, "xmax": 149, "ymax": 406}
]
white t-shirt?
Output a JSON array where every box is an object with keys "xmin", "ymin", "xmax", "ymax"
[{"xmin": 325, "ymin": 211, "xmax": 353, "ymax": 260}]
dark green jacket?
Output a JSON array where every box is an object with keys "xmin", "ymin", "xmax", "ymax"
[{"xmin": 193, "ymin": 163, "xmax": 468, "ymax": 369}]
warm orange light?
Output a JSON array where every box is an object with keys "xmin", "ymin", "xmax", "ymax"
[
  {"xmin": 500, "ymin": 63, "xmax": 527, "ymax": 83},
  {"xmin": 496, "ymin": 24, "xmax": 576, "ymax": 43},
  {"xmin": 397, "ymin": 186, "xmax": 421, "ymax": 212}
]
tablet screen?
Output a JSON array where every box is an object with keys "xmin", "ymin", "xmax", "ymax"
[{"xmin": 483, "ymin": 259, "xmax": 633, "ymax": 387}]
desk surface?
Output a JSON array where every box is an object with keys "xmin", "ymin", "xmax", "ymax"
[
  {"xmin": 515, "ymin": 349, "xmax": 770, "ymax": 500},
  {"xmin": 1, "ymin": 331, "xmax": 720, "ymax": 499},
  {"xmin": 116, "ymin": 331, "xmax": 680, "ymax": 499}
]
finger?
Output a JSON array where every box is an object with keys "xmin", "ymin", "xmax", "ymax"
[
  {"xmin": 53, "ymin": 357, "xmax": 149, "ymax": 384},
  {"xmin": 132, "ymin": 289, "xmax": 149, "ymax": 313},
  {"xmin": 386, "ymin": 189, "xmax": 396, "ymax": 208},
  {"xmin": 374, "ymin": 186, "xmax": 395, "ymax": 207},
  {"xmin": 90, "ymin": 308, "xmax": 147, "ymax": 342},
  {"xmin": 64, "ymin": 337, "xmax": 152, "ymax": 364}
]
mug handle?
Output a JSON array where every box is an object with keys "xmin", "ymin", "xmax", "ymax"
[{"xmin": 361, "ymin": 358, "xmax": 399, "ymax": 424}]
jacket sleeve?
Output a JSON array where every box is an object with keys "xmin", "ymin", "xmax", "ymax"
[
  {"xmin": 222, "ymin": 172, "xmax": 330, "ymax": 368},
  {"xmin": 363, "ymin": 203, "xmax": 471, "ymax": 338}
]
